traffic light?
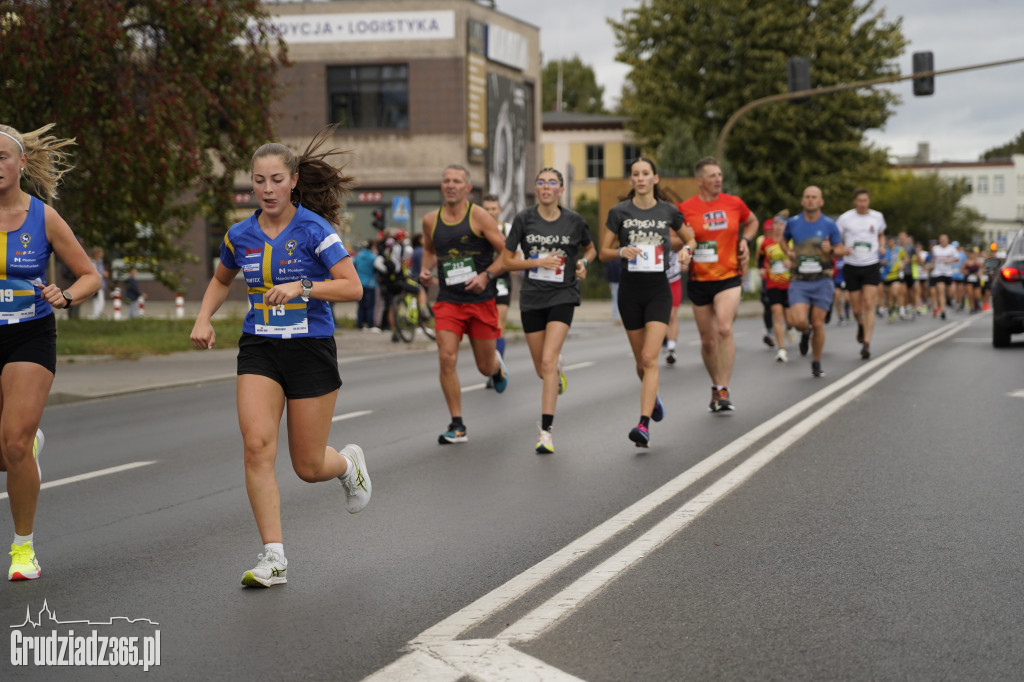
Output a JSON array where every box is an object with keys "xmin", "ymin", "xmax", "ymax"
[
  {"xmin": 787, "ymin": 57, "xmax": 811, "ymax": 103},
  {"xmin": 372, "ymin": 209, "xmax": 385, "ymax": 233},
  {"xmin": 912, "ymin": 51, "xmax": 934, "ymax": 96}
]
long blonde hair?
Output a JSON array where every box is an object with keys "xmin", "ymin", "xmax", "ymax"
[{"xmin": 0, "ymin": 123, "xmax": 76, "ymax": 201}]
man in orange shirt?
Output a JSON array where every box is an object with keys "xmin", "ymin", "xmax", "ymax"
[{"xmin": 677, "ymin": 157, "xmax": 759, "ymax": 412}]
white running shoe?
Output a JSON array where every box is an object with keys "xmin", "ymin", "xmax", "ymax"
[
  {"xmin": 535, "ymin": 425, "xmax": 554, "ymax": 455},
  {"xmin": 339, "ymin": 444, "xmax": 372, "ymax": 514},
  {"xmin": 775, "ymin": 348, "xmax": 788, "ymax": 363},
  {"xmin": 241, "ymin": 548, "xmax": 287, "ymax": 587},
  {"xmin": 33, "ymin": 428, "xmax": 44, "ymax": 479}
]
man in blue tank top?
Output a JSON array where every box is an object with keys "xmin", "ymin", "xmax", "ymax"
[{"xmin": 419, "ymin": 165, "xmax": 510, "ymax": 444}]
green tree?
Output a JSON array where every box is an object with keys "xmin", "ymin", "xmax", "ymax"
[
  {"xmin": 0, "ymin": 0, "xmax": 287, "ymax": 289},
  {"xmin": 869, "ymin": 172, "xmax": 982, "ymax": 244},
  {"xmin": 610, "ymin": 0, "xmax": 905, "ymax": 215},
  {"xmin": 982, "ymin": 130, "xmax": 1024, "ymax": 160},
  {"xmin": 542, "ymin": 56, "xmax": 606, "ymax": 113}
]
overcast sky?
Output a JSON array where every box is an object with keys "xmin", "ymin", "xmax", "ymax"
[{"xmin": 498, "ymin": 0, "xmax": 1024, "ymax": 162}]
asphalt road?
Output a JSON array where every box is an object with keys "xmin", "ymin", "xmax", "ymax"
[{"xmin": 3, "ymin": 310, "xmax": 1023, "ymax": 681}]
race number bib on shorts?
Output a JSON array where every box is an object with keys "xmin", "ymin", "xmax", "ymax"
[
  {"xmin": 529, "ymin": 253, "xmax": 565, "ymax": 282},
  {"xmin": 627, "ymin": 244, "xmax": 664, "ymax": 272},
  {"xmin": 253, "ymin": 295, "xmax": 309, "ymax": 337},
  {"xmin": 442, "ymin": 257, "xmax": 475, "ymax": 285},
  {"xmin": 0, "ymin": 279, "xmax": 37, "ymax": 321},
  {"xmin": 693, "ymin": 241, "xmax": 719, "ymax": 264},
  {"xmin": 797, "ymin": 256, "xmax": 823, "ymax": 274}
]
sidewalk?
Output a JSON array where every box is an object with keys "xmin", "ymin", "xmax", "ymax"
[{"xmin": 49, "ymin": 298, "xmax": 764, "ymax": 404}]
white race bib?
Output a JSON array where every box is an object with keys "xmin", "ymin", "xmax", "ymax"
[
  {"xmin": 693, "ymin": 240, "xmax": 719, "ymax": 264},
  {"xmin": 528, "ymin": 253, "xmax": 565, "ymax": 282},
  {"xmin": 442, "ymin": 257, "xmax": 475, "ymax": 285},
  {"xmin": 627, "ymin": 244, "xmax": 664, "ymax": 272}
]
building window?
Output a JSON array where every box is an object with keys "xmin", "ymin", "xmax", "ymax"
[
  {"xmin": 994, "ymin": 175, "xmax": 1004, "ymax": 194},
  {"xmin": 977, "ymin": 176, "xmax": 989, "ymax": 194},
  {"xmin": 586, "ymin": 144, "xmax": 604, "ymax": 179},
  {"xmin": 622, "ymin": 144, "xmax": 642, "ymax": 176},
  {"xmin": 327, "ymin": 64, "xmax": 409, "ymax": 130}
]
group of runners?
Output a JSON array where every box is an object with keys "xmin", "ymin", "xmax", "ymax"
[{"xmin": 2, "ymin": 118, "xmax": 982, "ymax": 589}]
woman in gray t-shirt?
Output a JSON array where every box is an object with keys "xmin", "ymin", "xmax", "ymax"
[
  {"xmin": 502, "ymin": 168, "xmax": 596, "ymax": 455},
  {"xmin": 599, "ymin": 158, "xmax": 694, "ymax": 448}
]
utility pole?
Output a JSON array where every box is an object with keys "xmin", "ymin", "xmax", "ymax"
[{"xmin": 715, "ymin": 56, "xmax": 1024, "ymax": 161}]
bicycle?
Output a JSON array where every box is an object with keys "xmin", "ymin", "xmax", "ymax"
[{"xmin": 392, "ymin": 283, "xmax": 435, "ymax": 342}]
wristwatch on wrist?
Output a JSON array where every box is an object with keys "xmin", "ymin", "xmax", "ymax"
[
  {"xmin": 485, "ymin": 270, "xmax": 495, "ymax": 281},
  {"xmin": 683, "ymin": 245, "xmax": 694, "ymax": 256},
  {"xmin": 300, "ymin": 278, "xmax": 313, "ymax": 302},
  {"xmin": 61, "ymin": 290, "xmax": 73, "ymax": 309}
]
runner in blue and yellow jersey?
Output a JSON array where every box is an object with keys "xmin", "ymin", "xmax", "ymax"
[
  {"xmin": 190, "ymin": 127, "xmax": 371, "ymax": 588},
  {"xmin": 419, "ymin": 164, "xmax": 510, "ymax": 445},
  {"xmin": 0, "ymin": 123, "xmax": 101, "ymax": 581}
]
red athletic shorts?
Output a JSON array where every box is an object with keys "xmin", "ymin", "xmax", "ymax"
[
  {"xmin": 433, "ymin": 300, "xmax": 501, "ymax": 340},
  {"xmin": 669, "ymin": 278, "xmax": 683, "ymax": 307}
]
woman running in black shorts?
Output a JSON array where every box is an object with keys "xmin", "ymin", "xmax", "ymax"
[
  {"xmin": 502, "ymin": 168, "xmax": 595, "ymax": 454},
  {"xmin": 599, "ymin": 158, "xmax": 694, "ymax": 447}
]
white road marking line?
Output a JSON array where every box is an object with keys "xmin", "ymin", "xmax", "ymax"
[
  {"xmin": 0, "ymin": 461, "xmax": 156, "ymax": 500},
  {"xmin": 364, "ymin": 321, "xmax": 971, "ymax": 680},
  {"xmin": 1008, "ymin": 390, "xmax": 1024, "ymax": 399},
  {"xmin": 563, "ymin": 361, "xmax": 594, "ymax": 371},
  {"xmin": 413, "ymin": 321, "xmax": 961, "ymax": 647},
  {"xmin": 332, "ymin": 410, "xmax": 372, "ymax": 422},
  {"xmin": 497, "ymin": 320, "xmax": 969, "ymax": 643}
]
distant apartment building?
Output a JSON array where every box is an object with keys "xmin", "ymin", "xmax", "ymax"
[
  {"xmin": 895, "ymin": 143, "xmax": 1024, "ymax": 249},
  {"xmin": 168, "ymin": 0, "xmax": 541, "ymax": 301},
  {"xmin": 541, "ymin": 111, "xmax": 640, "ymax": 209}
]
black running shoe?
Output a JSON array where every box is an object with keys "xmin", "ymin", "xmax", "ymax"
[
  {"xmin": 762, "ymin": 333, "xmax": 775, "ymax": 348},
  {"xmin": 860, "ymin": 343, "xmax": 870, "ymax": 360},
  {"xmin": 811, "ymin": 361, "xmax": 825, "ymax": 378},
  {"xmin": 799, "ymin": 330, "xmax": 811, "ymax": 356}
]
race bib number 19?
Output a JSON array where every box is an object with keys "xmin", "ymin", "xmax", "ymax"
[{"xmin": 0, "ymin": 279, "xmax": 37, "ymax": 321}]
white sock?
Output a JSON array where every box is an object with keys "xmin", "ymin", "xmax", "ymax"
[
  {"xmin": 264, "ymin": 542, "xmax": 284, "ymax": 559},
  {"xmin": 340, "ymin": 452, "xmax": 356, "ymax": 479},
  {"xmin": 666, "ymin": 340, "xmax": 676, "ymax": 351},
  {"xmin": 14, "ymin": 533, "xmax": 33, "ymax": 547}
]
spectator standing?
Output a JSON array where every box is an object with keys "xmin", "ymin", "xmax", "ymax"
[
  {"xmin": 87, "ymin": 246, "xmax": 108, "ymax": 319},
  {"xmin": 352, "ymin": 240, "xmax": 379, "ymax": 330}
]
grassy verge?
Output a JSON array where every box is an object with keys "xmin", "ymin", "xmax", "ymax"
[{"xmin": 55, "ymin": 318, "xmax": 245, "ymax": 357}]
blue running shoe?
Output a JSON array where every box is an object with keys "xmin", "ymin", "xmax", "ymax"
[
  {"xmin": 651, "ymin": 396, "xmax": 665, "ymax": 422},
  {"xmin": 491, "ymin": 350, "xmax": 509, "ymax": 393},
  {"xmin": 438, "ymin": 423, "xmax": 468, "ymax": 444}
]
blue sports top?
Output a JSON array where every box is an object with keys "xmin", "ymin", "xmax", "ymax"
[
  {"xmin": 221, "ymin": 204, "xmax": 349, "ymax": 338},
  {"xmin": 0, "ymin": 196, "xmax": 55, "ymax": 325}
]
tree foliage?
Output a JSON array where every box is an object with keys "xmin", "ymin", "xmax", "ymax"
[
  {"xmin": 0, "ymin": 0, "xmax": 287, "ymax": 289},
  {"xmin": 982, "ymin": 130, "xmax": 1024, "ymax": 160},
  {"xmin": 610, "ymin": 0, "xmax": 906, "ymax": 216},
  {"xmin": 868, "ymin": 172, "xmax": 982, "ymax": 245},
  {"xmin": 541, "ymin": 56, "xmax": 606, "ymax": 113}
]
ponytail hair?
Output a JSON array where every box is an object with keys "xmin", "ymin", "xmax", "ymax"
[
  {"xmin": 250, "ymin": 124, "xmax": 355, "ymax": 227},
  {"xmin": 0, "ymin": 123, "xmax": 76, "ymax": 202},
  {"xmin": 625, "ymin": 156, "xmax": 667, "ymax": 202}
]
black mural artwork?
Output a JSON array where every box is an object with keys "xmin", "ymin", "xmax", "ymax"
[{"xmin": 487, "ymin": 73, "xmax": 527, "ymax": 224}]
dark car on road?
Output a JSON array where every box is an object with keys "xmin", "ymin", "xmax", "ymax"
[{"xmin": 992, "ymin": 228, "xmax": 1024, "ymax": 347}]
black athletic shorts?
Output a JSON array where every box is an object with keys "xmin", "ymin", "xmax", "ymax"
[
  {"xmin": 520, "ymin": 303, "xmax": 575, "ymax": 334},
  {"xmin": 843, "ymin": 263, "xmax": 881, "ymax": 291},
  {"xmin": 0, "ymin": 314, "xmax": 57, "ymax": 375},
  {"xmin": 237, "ymin": 333, "xmax": 341, "ymax": 399},
  {"xmin": 618, "ymin": 277, "xmax": 672, "ymax": 330},
  {"xmin": 930, "ymin": 275, "xmax": 952, "ymax": 287},
  {"xmin": 764, "ymin": 288, "xmax": 789, "ymax": 308},
  {"xmin": 687, "ymin": 276, "xmax": 742, "ymax": 307}
]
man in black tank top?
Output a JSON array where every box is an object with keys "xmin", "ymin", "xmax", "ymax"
[{"xmin": 419, "ymin": 165, "xmax": 510, "ymax": 445}]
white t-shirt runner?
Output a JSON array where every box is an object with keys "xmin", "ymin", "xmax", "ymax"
[
  {"xmin": 930, "ymin": 244, "xmax": 960, "ymax": 277},
  {"xmin": 836, "ymin": 208, "xmax": 886, "ymax": 266}
]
